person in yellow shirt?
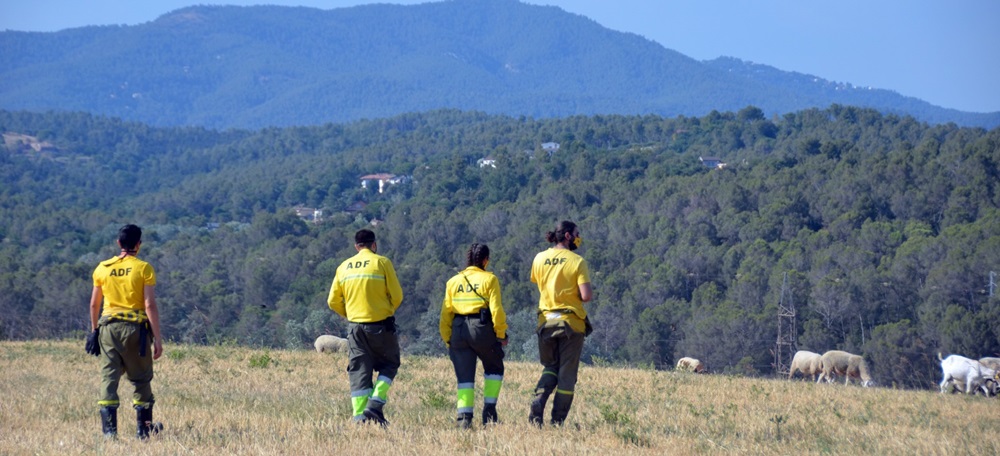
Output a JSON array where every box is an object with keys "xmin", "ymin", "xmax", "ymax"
[
  {"xmin": 528, "ymin": 220, "xmax": 592, "ymax": 426},
  {"xmin": 88, "ymin": 224, "xmax": 163, "ymax": 439},
  {"xmin": 439, "ymin": 243, "xmax": 508, "ymax": 428},
  {"xmin": 327, "ymin": 229, "xmax": 404, "ymax": 426}
]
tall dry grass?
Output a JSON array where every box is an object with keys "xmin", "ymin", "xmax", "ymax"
[{"xmin": 1, "ymin": 340, "xmax": 998, "ymax": 455}]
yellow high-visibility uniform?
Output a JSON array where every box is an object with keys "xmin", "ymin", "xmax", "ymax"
[
  {"xmin": 94, "ymin": 255, "xmax": 156, "ymax": 323},
  {"xmin": 326, "ymin": 246, "xmax": 404, "ymax": 423},
  {"xmin": 530, "ymin": 247, "xmax": 590, "ymax": 334},
  {"xmin": 327, "ymin": 248, "xmax": 403, "ymax": 323},
  {"xmin": 440, "ymin": 266, "xmax": 507, "ymax": 343}
]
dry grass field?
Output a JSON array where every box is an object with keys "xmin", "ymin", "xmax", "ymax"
[{"xmin": 1, "ymin": 340, "xmax": 998, "ymax": 455}]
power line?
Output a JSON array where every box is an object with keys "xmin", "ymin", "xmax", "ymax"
[
  {"xmin": 990, "ymin": 271, "xmax": 996, "ymax": 298},
  {"xmin": 774, "ymin": 272, "xmax": 796, "ymax": 376}
]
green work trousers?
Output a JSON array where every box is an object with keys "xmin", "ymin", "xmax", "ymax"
[
  {"xmin": 98, "ymin": 320, "xmax": 154, "ymax": 408},
  {"xmin": 449, "ymin": 314, "xmax": 505, "ymax": 414},
  {"xmin": 347, "ymin": 320, "xmax": 400, "ymax": 416},
  {"xmin": 535, "ymin": 323, "xmax": 585, "ymax": 395}
]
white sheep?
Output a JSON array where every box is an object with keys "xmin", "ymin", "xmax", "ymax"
[
  {"xmin": 818, "ymin": 350, "xmax": 873, "ymax": 387},
  {"xmin": 676, "ymin": 357, "xmax": 707, "ymax": 373},
  {"xmin": 977, "ymin": 357, "xmax": 1000, "ymax": 373},
  {"xmin": 314, "ymin": 334, "xmax": 348, "ymax": 353},
  {"xmin": 939, "ymin": 353, "xmax": 997, "ymax": 396},
  {"xmin": 787, "ymin": 350, "xmax": 824, "ymax": 381}
]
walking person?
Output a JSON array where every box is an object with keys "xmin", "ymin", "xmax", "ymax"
[
  {"xmin": 440, "ymin": 243, "xmax": 508, "ymax": 428},
  {"xmin": 528, "ymin": 220, "xmax": 592, "ymax": 427},
  {"xmin": 87, "ymin": 224, "xmax": 164, "ymax": 439},
  {"xmin": 327, "ymin": 229, "xmax": 404, "ymax": 426}
]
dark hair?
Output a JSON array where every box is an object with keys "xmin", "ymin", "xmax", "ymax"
[
  {"xmin": 467, "ymin": 243, "xmax": 490, "ymax": 268},
  {"xmin": 118, "ymin": 224, "xmax": 142, "ymax": 251},
  {"xmin": 355, "ymin": 229, "xmax": 376, "ymax": 248},
  {"xmin": 545, "ymin": 220, "xmax": 577, "ymax": 244}
]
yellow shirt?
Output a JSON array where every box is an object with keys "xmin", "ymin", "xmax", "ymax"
[
  {"xmin": 327, "ymin": 248, "xmax": 403, "ymax": 323},
  {"xmin": 93, "ymin": 255, "xmax": 156, "ymax": 323},
  {"xmin": 439, "ymin": 266, "xmax": 508, "ymax": 342},
  {"xmin": 531, "ymin": 247, "xmax": 590, "ymax": 333}
]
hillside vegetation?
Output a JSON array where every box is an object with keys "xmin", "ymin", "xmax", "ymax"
[
  {"xmin": 1, "ymin": 106, "xmax": 998, "ymax": 391},
  {"xmin": 2, "ymin": 340, "xmax": 998, "ymax": 455},
  {"xmin": 1, "ymin": 1, "xmax": 997, "ymax": 128}
]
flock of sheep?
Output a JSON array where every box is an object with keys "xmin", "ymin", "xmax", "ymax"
[
  {"xmin": 786, "ymin": 349, "xmax": 1000, "ymax": 396},
  {"xmin": 937, "ymin": 353, "xmax": 1000, "ymax": 396},
  {"xmin": 673, "ymin": 351, "xmax": 874, "ymax": 387},
  {"xmin": 315, "ymin": 334, "xmax": 999, "ymax": 397},
  {"xmin": 787, "ymin": 350, "xmax": 874, "ymax": 386},
  {"xmin": 672, "ymin": 349, "xmax": 1000, "ymax": 398},
  {"xmin": 675, "ymin": 351, "xmax": 875, "ymax": 388}
]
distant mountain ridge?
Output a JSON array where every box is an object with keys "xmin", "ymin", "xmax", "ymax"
[{"xmin": 1, "ymin": 0, "xmax": 997, "ymax": 129}]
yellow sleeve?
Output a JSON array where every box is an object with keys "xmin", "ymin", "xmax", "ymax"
[
  {"xmin": 486, "ymin": 275, "xmax": 507, "ymax": 339},
  {"xmin": 530, "ymin": 254, "xmax": 539, "ymax": 284},
  {"xmin": 439, "ymin": 281, "xmax": 455, "ymax": 345},
  {"xmin": 141, "ymin": 262, "xmax": 157, "ymax": 286},
  {"xmin": 577, "ymin": 258, "xmax": 591, "ymax": 285},
  {"xmin": 327, "ymin": 267, "xmax": 347, "ymax": 318},
  {"xmin": 383, "ymin": 258, "xmax": 404, "ymax": 310}
]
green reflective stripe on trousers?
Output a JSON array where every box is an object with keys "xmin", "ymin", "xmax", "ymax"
[
  {"xmin": 543, "ymin": 370, "xmax": 557, "ymax": 377},
  {"xmin": 555, "ymin": 388, "xmax": 574, "ymax": 395},
  {"xmin": 98, "ymin": 400, "xmax": 120, "ymax": 406},
  {"xmin": 133, "ymin": 400, "xmax": 153, "ymax": 408},
  {"xmin": 372, "ymin": 376, "xmax": 392, "ymax": 402},
  {"xmin": 483, "ymin": 376, "xmax": 503, "ymax": 401},
  {"xmin": 456, "ymin": 387, "xmax": 474, "ymax": 411},
  {"xmin": 351, "ymin": 395, "xmax": 368, "ymax": 417}
]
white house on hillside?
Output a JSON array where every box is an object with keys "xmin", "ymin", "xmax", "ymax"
[
  {"xmin": 293, "ymin": 206, "xmax": 323, "ymax": 222},
  {"xmin": 699, "ymin": 156, "xmax": 727, "ymax": 169},
  {"xmin": 360, "ymin": 173, "xmax": 396, "ymax": 193},
  {"xmin": 360, "ymin": 173, "xmax": 411, "ymax": 193}
]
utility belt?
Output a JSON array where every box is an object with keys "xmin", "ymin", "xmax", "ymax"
[
  {"xmin": 537, "ymin": 308, "xmax": 593, "ymax": 337},
  {"xmin": 100, "ymin": 310, "xmax": 148, "ymax": 325},
  {"xmin": 98, "ymin": 314, "xmax": 153, "ymax": 357},
  {"xmin": 455, "ymin": 308, "xmax": 492, "ymax": 325},
  {"xmin": 352, "ymin": 316, "xmax": 397, "ymax": 334},
  {"xmin": 538, "ymin": 307, "xmax": 579, "ymax": 321}
]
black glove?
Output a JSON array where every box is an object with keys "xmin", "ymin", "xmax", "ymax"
[{"xmin": 85, "ymin": 328, "xmax": 100, "ymax": 357}]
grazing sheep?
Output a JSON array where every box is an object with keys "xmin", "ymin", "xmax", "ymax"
[
  {"xmin": 818, "ymin": 350, "xmax": 873, "ymax": 387},
  {"xmin": 314, "ymin": 334, "xmax": 348, "ymax": 353},
  {"xmin": 978, "ymin": 357, "xmax": 1000, "ymax": 372},
  {"xmin": 676, "ymin": 357, "xmax": 707, "ymax": 373},
  {"xmin": 939, "ymin": 353, "xmax": 997, "ymax": 396},
  {"xmin": 788, "ymin": 350, "xmax": 824, "ymax": 381}
]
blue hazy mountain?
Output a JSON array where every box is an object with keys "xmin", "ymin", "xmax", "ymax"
[{"xmin": 1, "ymin": 0, "xmax": 996, "ymax": 129}]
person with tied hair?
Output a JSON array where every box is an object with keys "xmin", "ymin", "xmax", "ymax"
[
  {"xmin": 327, "ymin": 229, "xmax": 404, "ymax": 427},
  {"xmin": 528, "ymin": 220, "xmax": 592, "ymax": 426},
  {"xmin": 87, "ymin": 224, "xmax": 164, "ymax": 439},
  {"xmin": 439, "ymin": 243, "xmax": 508, "ymax": 428}
]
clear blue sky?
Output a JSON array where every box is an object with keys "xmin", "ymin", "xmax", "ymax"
[{"xmin": 2, "ymin": 0, "xmax": 997, "ymax": 113}]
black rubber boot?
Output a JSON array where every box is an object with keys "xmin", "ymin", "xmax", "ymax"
[
  {"xmin": 482, "ymin": 403, "xmax": 499, "ymax": 426},
  {"xmin": 100, "ymin": 406, "xmax": 118, "ymax": 439},
  {"xmin": 528, "ymin": 392, "xmax": 549, "ymax": 428},
  {"xmin": 456, "ymin": 412, "xmax": 474, "ymax": 429},
  {"xmin": 530, "ymin": 373, "xmax": 557, "ymax": 427},
  {"xmin": 135, "ymin": 404, "xmax": 163, "ymax": 440},
  {"xmin": 551, "ymin": 393, "xmax": 574, "ymax": 426},
  {"xmin": 362, "ymin": 400, "xmax": 389, "ymax": 428}
]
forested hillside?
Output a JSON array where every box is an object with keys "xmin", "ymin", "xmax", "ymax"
[
  {"xmin": 1, "ymin": 105, "xmax": 998, "ymax": 390},
  {"xmin": 2, "ymin": 1, "xmax": 998, "ymax": 129}
]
